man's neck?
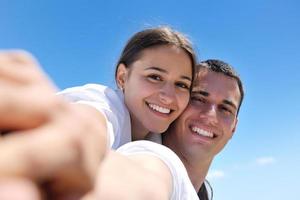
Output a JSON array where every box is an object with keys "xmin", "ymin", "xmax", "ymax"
[
  {"xmin": 162, "ymin": 133, "xmax": 213, "ymax": 192},
  {"xmin": 183, "ymin": 156, "xmax": 212, "ymax": 191}
]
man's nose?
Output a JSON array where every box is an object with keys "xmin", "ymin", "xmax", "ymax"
[{"xmin": 201, "ymin": 104, "xmax": 218, "ymax": 125}]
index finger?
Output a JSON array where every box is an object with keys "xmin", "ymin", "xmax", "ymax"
[{"xmin": 0, "ymin": 50, "xmax": 47, "ymax": 84}]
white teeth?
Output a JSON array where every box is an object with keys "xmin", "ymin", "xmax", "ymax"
[
  {"xmin": 192, "ymin": 127, "xmax": 214, "ymax": 138},
  {"xmin": 148, "ymin": 103, "xmax": 171, "ymax": 114}
]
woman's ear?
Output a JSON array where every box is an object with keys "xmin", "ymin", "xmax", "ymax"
[{"xmin": 116, "ymin": 63, "xmax": 127, "ymax": 90}]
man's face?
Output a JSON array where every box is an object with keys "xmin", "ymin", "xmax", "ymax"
[{"xmin": 168, "ymin": 69, "xmax": 241, "ymax": 160}]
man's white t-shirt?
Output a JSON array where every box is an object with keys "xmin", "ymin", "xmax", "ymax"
[
  {"xmin": 117, "ymin": 140, "xmax": 199, "ymax": 200},
  {"xmin": 58, "ymin": 84, "xmax": 132, "ymax": 149}
]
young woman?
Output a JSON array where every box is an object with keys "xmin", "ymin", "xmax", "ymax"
[{"xmin": 59, "ymin": 26, "xmax": 197, "ymax": 148}]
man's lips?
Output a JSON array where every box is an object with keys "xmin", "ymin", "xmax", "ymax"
[{"xmin": 189, "ymin": 125, "xmax": 218, "ymax": 139}]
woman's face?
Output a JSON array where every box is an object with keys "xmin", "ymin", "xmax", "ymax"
[{"xmin": 117, "ymin": 45, "xmax": 193, "ymax": 139}]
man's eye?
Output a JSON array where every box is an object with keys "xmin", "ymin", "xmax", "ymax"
[
  {"xmin": 220, "ymin": 106, "xmax": 233, "ymax": 114},
  {"xmin": 148, "ymin": 74, "xmax": 162, "ymax": 81},
  {"xmin": 191, "ymin": 96, "xmax": 205, "ymax": 103}
]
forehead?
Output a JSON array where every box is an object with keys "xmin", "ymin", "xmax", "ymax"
[
  {"xmin": 131, "ymin": 45, "xmax": 192, "ymax": 76},
  {"xmin": 194, "ymin": 69, "xmax": 241, "ymax": 105}
]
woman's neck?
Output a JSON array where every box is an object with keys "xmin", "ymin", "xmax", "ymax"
[{"xmin": 131, "ymin": 118, "xmax": 148, "ymax": 141}]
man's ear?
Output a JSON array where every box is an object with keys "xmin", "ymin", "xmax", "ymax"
[
  {"xmin": 230, "ymin": 118, "xmax": 238, "ymax": 138},
  {"xmin": 116, "ymin": 63, "xmax": 127, "ymax": 90}
]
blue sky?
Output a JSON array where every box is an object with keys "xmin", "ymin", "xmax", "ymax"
[{"xmin": 1, "ymin": 0, "xmax": 300, "ymax": 199}]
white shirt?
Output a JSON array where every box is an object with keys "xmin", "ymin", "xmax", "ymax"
[
  {"xmin": 58, "ymin": 84, "xmax": 132, "ymax": 149},
  {"xmin": 117, "ymin": 140, "xmax": 199, "ymax": 200}
]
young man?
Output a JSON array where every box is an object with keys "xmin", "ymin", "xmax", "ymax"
[{"xmin": 94, "ymin": 59, "xmax": 244, "ymax": 199}]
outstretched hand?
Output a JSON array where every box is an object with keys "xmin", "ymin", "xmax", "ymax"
[{"xmin": 0, "ymin": 50, "xmax": 107, "ymax": 199}]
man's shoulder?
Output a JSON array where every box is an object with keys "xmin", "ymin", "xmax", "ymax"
[
  {"xmin": 117, "ymin": 141, "xmax": 199, "ymax": 199},
  {"xmin": 117, "ymin": 141, "xmax": 176, "ymax": 160},
  {"xmin": 117, "ymin": 140, "xmax": 184, "ymax": 176}
]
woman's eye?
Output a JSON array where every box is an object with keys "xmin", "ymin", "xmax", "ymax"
[
  {"xmin": 176, "ymin": 82, "xmax": 190, "ymax": 90},
  {"xmin": 148, "ymin": 74, "xmax": 162, "ymax": 81}
]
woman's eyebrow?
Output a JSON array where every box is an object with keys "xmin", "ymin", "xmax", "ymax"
[
  {"xmin": 145, "ymin": 66, "xmax": 167, "ymax": 73},
  {"xmin": 145, "ymin": 66, "xmax": 191, "ymax": 81},
  {"xmin": 181, "ymin": 75, "xmax": 192, "ymax": 82}
]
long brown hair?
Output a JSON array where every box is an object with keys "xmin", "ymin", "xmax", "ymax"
[{"xmin": 115, "ymin": 26, "xmax": 197, "ymax": 92}]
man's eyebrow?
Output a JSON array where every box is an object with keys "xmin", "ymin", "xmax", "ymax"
[
  {"xmin": 145, "ymin": 66, "xmax": 192, "ymax": 82},
  {"xmin": 193, "ymin": 90, "xmax": 238, "ymax": 110},
  {"xmin": 223, "ymin": 99, "xmax": 237, "ymax": 110}
]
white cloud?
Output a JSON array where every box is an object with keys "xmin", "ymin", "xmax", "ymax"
[
  {"xmin": 255, "ymin": 156, "xmax": 276, "ymax": 166},
  {"xmin": 207, "ymin": 170, "xmax": 225, "ymax": 180}
]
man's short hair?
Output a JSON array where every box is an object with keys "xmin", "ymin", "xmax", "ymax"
[{"xmin": 197, "ymin": 59, "xmax": 244, "ymax": 114}]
